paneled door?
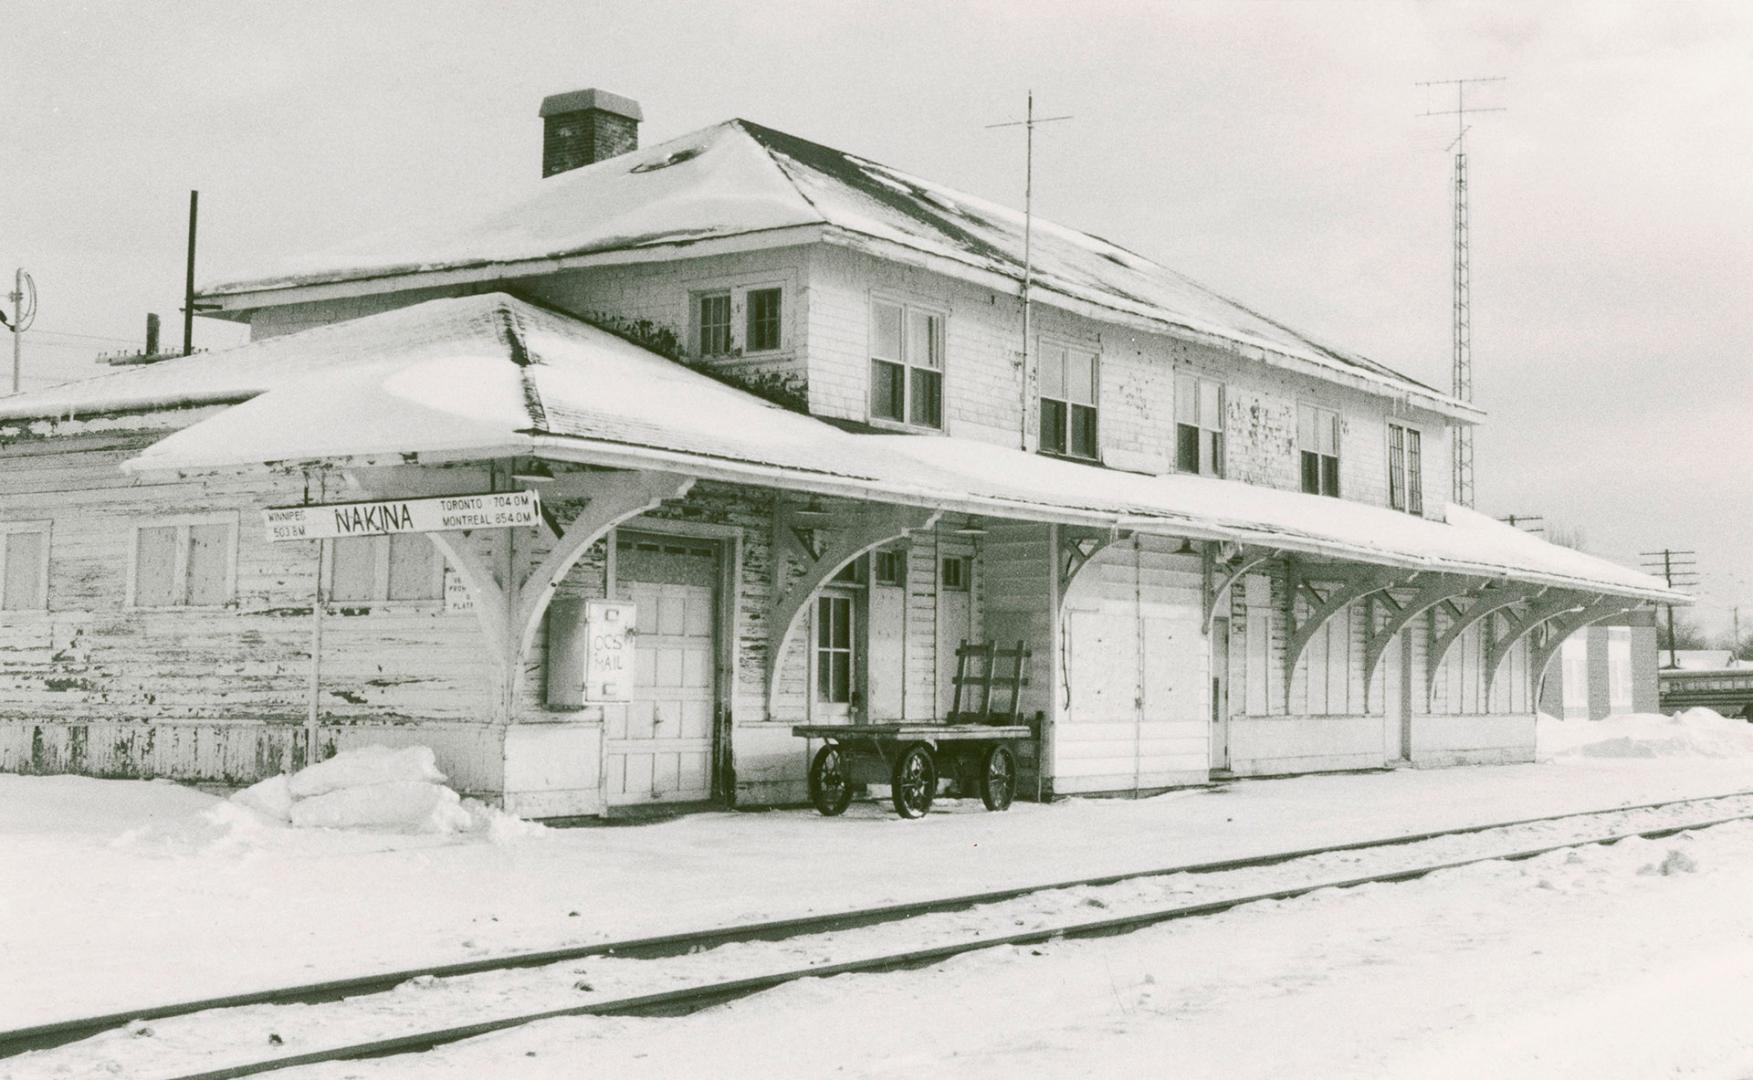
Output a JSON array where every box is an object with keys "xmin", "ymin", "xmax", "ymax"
[{"xmin": 610, "ymin": 535, "xmax": 719, "ymax": 805}]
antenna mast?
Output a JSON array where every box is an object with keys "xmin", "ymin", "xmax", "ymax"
[
  {"xmin": 988, "ymin": 92, "xmax": 1072, "ymax": 450},
  {"xmin": 1418, "ymin": 76, "xmax": 1504, "ymax": 507}
]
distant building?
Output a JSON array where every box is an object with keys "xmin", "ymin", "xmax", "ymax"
[{"xmin": 1537, "ymin": 610, "xmax": 1659, "ymax": 720}]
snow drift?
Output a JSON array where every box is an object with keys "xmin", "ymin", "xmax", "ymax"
[
  {"xmin": 1538, "ymin": 709, "xmax": 1753, "ymax": 761},
  {"xmin": 229, "ymin": 745, "xmax": 537, "ymax": 837}
]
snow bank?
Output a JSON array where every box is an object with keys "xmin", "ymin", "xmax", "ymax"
[
  {"xmin": 223, "ymin": 744, "xmax": 541, "ymax": 838},
  {"xmin": 286, "ymin": 744, "xmax": 447, "ymax": 798},
  {"xmin": 1539, "ymin": 709, "xmax": 1753, "ymax": 761}
]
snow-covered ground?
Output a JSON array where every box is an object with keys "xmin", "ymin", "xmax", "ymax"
[{"xmin": 5, "ymin": 710, "xmax": 1753, "ymax": 1079}]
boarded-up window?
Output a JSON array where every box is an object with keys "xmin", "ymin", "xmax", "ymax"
[
  {"xmin": 133, "ymin": 525, "xmax": 180, "ymax": 607},
  {"xmin": 330, "ymin": 537, "xmax": 379, "ymax": 602},
  {"xmin": 0, "ymin": 527, "xmax": 48, "ymax": 611},
  {"xmin": 387, "ymin": 534, "xmax": 440, "ymax": 600},
  {"xmin": 186, "ymin": 523, "xmax": 232, "ymax": 606},
  {"xmin": 133, "ymin": 519, "xmax": 233, "ymax": 607}
]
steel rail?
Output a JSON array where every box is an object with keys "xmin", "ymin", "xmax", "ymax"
[
  {"xmin": 161, "ymin": 809, "xmax": 1753, "ymax": 1080},
  {"xmin": 7, "ymin": 788, "xmax": 1753, "ymax": 1060}
]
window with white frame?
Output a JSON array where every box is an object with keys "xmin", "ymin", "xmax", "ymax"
[
  {"xmin": 695, "ymin": 291, "xmax": 732, "ymax": 356},
  {"xmin": 873, "ymin": 548, "xmax": 906, "ymax": 587},
  {"xmin": 1299, "ymin": 405, "xmax": 1340, "ymax": 497},
  {"xmin": 1388, "ymin": 423, "xmax": 1424, "ymax": 514},
  {"xmin": 746, "ymin": 287, "xmax": 783, "ymax": 352},
  {"xmin": 0, "ymin": 522, "xmax": 50, "ymax": 612},
  {"xmin": 327, "ymin": 533, "xmax": 444, "ymax": 604},
  {"xmin": 692, "ymin": 284, "xmax": 786, "ymax": 357},
  {"xmin": 131, "ymin": 516, "xmax": 236, "ymax": 607},
  {"xmin": 1039, "ymin": 342, "xmax": 1099, "ymax": 459},
  {"xmin": 1560, "ymin": 634, "xmax": 1589, "ymax": 719},
  {"xmin": 1175, "ymin": 373, "xmax": 1225, "ymax": 477},
  {"xmin": 869, "ymin": 299, "xmax": 943, "ymax": 428}
]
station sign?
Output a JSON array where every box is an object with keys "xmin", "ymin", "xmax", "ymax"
[{"xmin": 263, "ymin": 490, "xmax": 541, "ymax": 543}]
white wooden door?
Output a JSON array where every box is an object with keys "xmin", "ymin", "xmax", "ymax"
[
  {"xmin": 867, "ymin": 577, "xmax": 905, "ymax": 721},
  {"xmin": 611, "ymin": 536, "xmax": 719, "ymax": 805}
]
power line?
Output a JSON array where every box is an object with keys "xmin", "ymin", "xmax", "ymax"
[{"xmin": 30, "ymin": 328, "xmax": 140, "ymax": 345}]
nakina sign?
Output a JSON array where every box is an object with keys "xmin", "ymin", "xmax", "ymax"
[{"xmin": 263, "ymin": 490, "xmax": 541, "ymax": 543}]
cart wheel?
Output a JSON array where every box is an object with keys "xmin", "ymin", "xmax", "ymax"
[
  {"xmin": 808, "ymin": 745, "xmax": 853, "ymax": 816},
  {"xmin": 891, "ymin": 743, "xmax": 937, "ymax": 819},
  {"xmin": 981, "ymin": 744, "xmax": 1017, "ymax": 812}
]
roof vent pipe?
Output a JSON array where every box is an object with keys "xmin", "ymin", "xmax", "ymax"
[{"xmin": 539, "ymin": 88, "xmax": 643, "ymax": 177}]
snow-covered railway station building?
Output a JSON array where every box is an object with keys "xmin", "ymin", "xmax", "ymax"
[{"xmin": 0, "ymin": 92, "xmax": 1680, "ymax": 815}]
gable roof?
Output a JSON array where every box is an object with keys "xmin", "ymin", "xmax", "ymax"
[
  {"xmin": 197, "ymin": 119, "xmax": 1470, "ymax": 417},
  {"xmin": 0, "ymin": 293, "xmax": 1668, "ymax": 603}
]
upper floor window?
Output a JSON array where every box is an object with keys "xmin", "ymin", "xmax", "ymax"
[
  {"xmin": 1388, "ymin": 423, "xmax": 1423, "ymax": 514},
  {"xmin": 0, "ymin": 522, "xmax": 50, "ymax": 612},
  {"xmin": 328, "ymin": 533, "xmax": 444, "ymax": 604},
  {"xmin": 696, "ymin": 292, "xmax": 732, "ymax": 356},
  {"xmin": 941, "ymin": 554, "xmax": 971, "ymax": 591},
  {"xmin": 691, "ymin": 283, "xmax": 785, "ymax": 357},
  {"xmin": 1175, "ymin": 374, "xmax": 1225, "ymax": 477},
  {"xmin": 870, "ymin": 300, "xmax": 943, "ymax": 429},
  {"xmin": 1299, "ymin": 405, "xmax": 1340, "ymax": 497},
  {"xmin": 746, "ymin": 288, "xmax": 783, "ymax": 352},
  {"xmin": 873, "ymin": 548, "xmax": 906, "ymax": 587},
  {"xmin": 1039, "ymin": 342, "xmax": 1098, "ymax": 460},
  {"xmin": 131, "ymin": 515, "xmax": 236, "ymax": 607}
]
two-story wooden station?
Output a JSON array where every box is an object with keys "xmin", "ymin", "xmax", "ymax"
[{"xmin": 0, "ymin": 90, "xmax": 1681, "ymax": 816}]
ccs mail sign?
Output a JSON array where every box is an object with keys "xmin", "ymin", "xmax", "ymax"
[{"xmin": 263, "ymin": 490, "xmax": 541, "ymax": 542}]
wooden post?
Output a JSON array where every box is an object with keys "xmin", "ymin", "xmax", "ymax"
[{"xmin": 306, "ymin": 539, "xmax": 325, "ymax": 767}]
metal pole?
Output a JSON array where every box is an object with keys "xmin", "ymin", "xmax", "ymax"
[
  {"xmin": 183, "ymin": 190, "xmax": 198, "ymax": 356},
  {"xmin": 1664, "ymin": 549, "xmax": 1677, "ymax": 669},
  {"xmin": 10, "ymin": 268, "xmax": 20, "ymax": 395},
  {"xmin": 1019, "ymin": 90, "xmax": 1034, "ymax": 451}
]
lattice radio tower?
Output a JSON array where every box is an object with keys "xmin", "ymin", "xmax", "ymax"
[{"xmin": 1418, "ymin": 76, "xmax": 1504, "ymax": 507}]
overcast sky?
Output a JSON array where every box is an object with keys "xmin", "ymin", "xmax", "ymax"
[{"xmin": 4, "ymin": 1, "xmax": 1750, "ymax": 631}]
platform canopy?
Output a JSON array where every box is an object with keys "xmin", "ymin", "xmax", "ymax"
[{"xmin": 0, "ymin": 294, "xmax": 1678, "ymax": 603}]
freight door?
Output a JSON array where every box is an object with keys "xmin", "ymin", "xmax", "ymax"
[{"xmin": 611, "ymin": 534, "xmax": 719, "ymax": 805}]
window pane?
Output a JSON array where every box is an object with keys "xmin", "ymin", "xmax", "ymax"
[
  {"xmin": 698, "ymin": 293, "xmax": 731, "ymax": 356},
  {"xmin": 134, "ymin": 526, "xmax": 179, "ymax": 607},
  {"xmin": 1200, "ymin": 380, "xmax": 1223, "ymax": 429},
  {"xmin": 1321, "ymin": 455, "xmax": 1340, "ymax": 497},
  {"xmin": 1298, "ymin": 407, "xmax": 1317, "ymax": 450},
  {"xmin": 909, "ymin": 368, "xmax": 942, "ymax": 428},
  {"xmin": 387, "ymin": 533, "xmax": 440, "ymax": 600},
  {"xmin": 817, "ymin": 650, "xmax": 833, "ymax": 701},
  {"xmin": 1388, "ymin": 426, "xmax": 1406, "ymax": 510},
  {"xmin": 908, "ymin": 310, "xmax": 941, "ymax": 369},
  {"xmin": 746, "ymin": 288, "xmax": 782, "ymax": 351},
  {"xmin": 872, "ymin": 301, "xmax": 903, "ymax": 361},
  {"xmin": 1408, "ymin": 431, "xmax": 1423, "ymax": 514},
  {"xmin": 1322, "ymin": 413, "xmax": 1340, "ymax": 456},
  {"xmin": 871, "ymin": 359, "xmax": 905, "ymax": 421},
  {"xmin": 186, "ymin": 523, "xmax": 231, "ymax": 605},
  {"xmin": 1301, "ymin": 451, "xmax": 1321, "ymax": 495},
  {"xmin": 831, "ymin": 653, "xmax": 851, "ymax": 703},
  {"xmin": 1177, "ymin": 424, "xmax": 1200, "ymax": 472},
  {"xmin": 817, "ymin": 596, "xmax": 833, "ymax": 648},
  {"xmin": 1039, "ymin": 345, "xmax": 1065, "ymax": 400},
  {"xmin": 2, "ymin": 531, "xmax": 44, "ymax": 611},
  {"xmin": 330, "ymin": 537, "xmax": 378, "ymax": 603},
  {"xmin": 831, "ymin": 598, "xmax": 850, "ymax": 649},
  {"xmin": 1067, "ymin": 350, "xmax": 1096, "ymax": 405},
  {"xmin": 1040, "ymin": 398, "xmax": 1067, "ymax": 454},
  {"xmin": 1176, "ymin": 374, "xmax": 1198, "ymax": 426},
  {"xmin": 1207, "ymin": 431, "xmax": 1224, "ymax": 477},
  {"xmin": 1071, "ymin": 404, "xmax": 1098, "ymax": 459}
]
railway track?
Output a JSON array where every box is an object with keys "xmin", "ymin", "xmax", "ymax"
[{"xmin": 8, "ymin": 789, "xmax": 1753, "ymax": 1079}]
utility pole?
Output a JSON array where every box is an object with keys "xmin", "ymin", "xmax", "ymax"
[
  {"xmin": 987, "ymin": 93, "xmax": 1072, "ymax": 451},
  {"xmin": 6, "ymin": 268, "xmax": 38, "ymax": 395},
  {"xmin": 1418, "ymin": 76, "xmax": 1505, "ymax": 508},
  {"xmin": 1639, "ymin": 548, "xmax": 1698, "ymax": 669}
]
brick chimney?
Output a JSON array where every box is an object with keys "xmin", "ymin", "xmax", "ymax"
[{"xmin": 539, "ymin": 88, "xmax": 642, "ymax": 177}]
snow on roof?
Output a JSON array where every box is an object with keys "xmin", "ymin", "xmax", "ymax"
[
  {"xmin": 22, "ymin": 293, "xmax": 1667, "ymax": 603},
  {"xmin": 197, "ymin": 118, "xmax": 1463, "ymax": 413}
]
